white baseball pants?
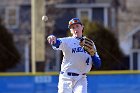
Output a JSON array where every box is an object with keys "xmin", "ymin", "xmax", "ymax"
[{"xmin": 58, "ymin": 74, "xmax": 87, "ymax": 93}]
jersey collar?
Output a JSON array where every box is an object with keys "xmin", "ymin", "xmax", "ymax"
[{"xmin": 73, "ymin": 35, "xmax": 84, "ymax": 40}]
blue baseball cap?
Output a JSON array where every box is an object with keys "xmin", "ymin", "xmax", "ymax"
[{"xmin": 68, "ymin": 18, "xmax": 82, "ymax": 28}]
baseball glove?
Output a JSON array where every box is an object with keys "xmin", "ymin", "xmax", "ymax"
[{"xmin": 80, "ymin": 37, "xmax": 96, "ymax": 56}]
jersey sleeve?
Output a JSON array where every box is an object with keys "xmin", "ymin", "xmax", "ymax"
[
  {"xmin": 91, "ymin": 44, "xmax": 101, "ymax": 69},
  {"xmin": 52, "ymin": 38, "xmax": 67, "ymax": 51}
]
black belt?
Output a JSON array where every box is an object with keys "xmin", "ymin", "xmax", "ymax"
[{"xmin": 60, "ymin": 71, "xmax": 86, "ymax": 76}]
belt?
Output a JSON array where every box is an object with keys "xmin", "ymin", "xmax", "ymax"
[{"xmin": 60, "ymin": 71, "xmax": 86, "ymax": 76}]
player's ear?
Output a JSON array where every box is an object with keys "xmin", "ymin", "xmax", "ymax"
[{"xmin": 69, "ymin": 29, "xmax": 73, "ymax": 34}]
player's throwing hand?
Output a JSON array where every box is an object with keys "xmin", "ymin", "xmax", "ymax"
[{"xmin": 47, "ymin": 35, "xmax": 56, "ymax": 45}]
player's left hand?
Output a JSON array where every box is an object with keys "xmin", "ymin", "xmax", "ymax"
[{"xmin": 80, "ymin": 37, "xmax": 96, "ymax": 56}]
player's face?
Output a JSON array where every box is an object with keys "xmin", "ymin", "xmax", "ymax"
[{"xmin": 70, "ymin": 24, "xmax": 84, "ymax": 38}]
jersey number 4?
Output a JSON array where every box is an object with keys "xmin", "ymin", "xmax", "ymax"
[{"xmin": 86, "ymin": 58, "xmax": 89, "ymax": 65}]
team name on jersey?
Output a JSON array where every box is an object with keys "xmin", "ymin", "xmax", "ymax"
[{"xmin": 72, "ymin": 47, "xmax": 86, "ymax": 53}]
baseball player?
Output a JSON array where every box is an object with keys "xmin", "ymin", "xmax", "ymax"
[{"xmin": 47, "ymin": 18, "xmax": 101, "ymax": 93}]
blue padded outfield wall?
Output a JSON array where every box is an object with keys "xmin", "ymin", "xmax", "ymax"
[{"xmin": 0, "ymin": 71, "xmax": 140, "ymax": 93}]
